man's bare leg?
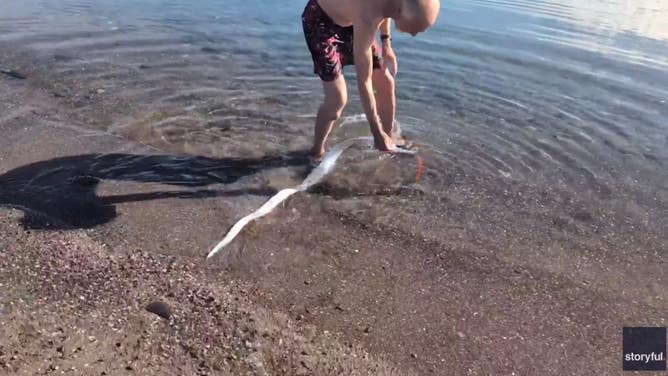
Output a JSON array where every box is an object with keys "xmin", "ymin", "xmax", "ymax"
[
  {"xmin": 312, "ymin": 75, "xmax": 347, "ymax": 159},
  {"xmin": 372, "ymin": 68, "xmax": 406, "ymax": 146}
]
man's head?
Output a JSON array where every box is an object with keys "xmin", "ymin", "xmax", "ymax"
[{"xmin": 392, "ymin": 0, "xmax": 440, "ymax": 36}]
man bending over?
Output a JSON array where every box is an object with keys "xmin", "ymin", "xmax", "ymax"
[{"xmin": 302, "ymin": 0, "xmax": 440, "ymax": 159}]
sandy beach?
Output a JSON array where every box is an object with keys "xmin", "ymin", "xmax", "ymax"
[
  {"xmin": 1, "ymin": 1, "xmax": 667, "ymax": 374},
  {"xmin": 1, "ymin": 51, "xmax": 666, "ymax": 375}
]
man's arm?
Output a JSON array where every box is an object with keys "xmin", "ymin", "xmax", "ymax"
[
  {"xmin": 379, "ymin": 18, "xmax": 391, "ymax": 36},
  {"xmin": 353, "ymin": 20, "xmax": 394, "ymax": 149},
  {"xmin": 378, "ymin": 18, "xmax": 397, "ymax": 76}
]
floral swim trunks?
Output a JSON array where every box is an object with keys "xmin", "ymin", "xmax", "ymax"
[{"xmin": 301, "ymin": 0, "xmax": 383, "ymax": 82}]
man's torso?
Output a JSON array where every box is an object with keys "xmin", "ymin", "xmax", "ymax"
[{"xmin": 316, "ymin": 0, "xmax": 382, "ymax": 27}]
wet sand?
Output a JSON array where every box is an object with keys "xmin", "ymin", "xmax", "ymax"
[{"xmin": 1, "ymin": 40, "xmax": 667, "ymax": 376}]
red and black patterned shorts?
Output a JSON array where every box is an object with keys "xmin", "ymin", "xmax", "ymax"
[{"xmin": 302, "ymin": 0, "xmax": 383, "ymax": 82}]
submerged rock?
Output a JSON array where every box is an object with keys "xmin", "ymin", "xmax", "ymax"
[{"xmin": 1, "ymin": 69, "xmax": 27, "ymax": 80}]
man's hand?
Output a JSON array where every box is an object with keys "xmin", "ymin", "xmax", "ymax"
[
  {"xmin": 374, "ymin": 131, "xmax": 397, "ymax": 152},
  {"xmin": 382, "ymin": 42, "xmax": 398, "ymax": 76}
]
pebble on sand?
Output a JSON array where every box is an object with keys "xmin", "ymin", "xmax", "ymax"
[{"xmin": 146, "ymin": 301, "xmax": 172, "ymax": 320}]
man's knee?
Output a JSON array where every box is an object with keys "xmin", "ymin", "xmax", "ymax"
[{"xmin": 322, "ymin": 90, "xmax": 347, "ymax": 120}]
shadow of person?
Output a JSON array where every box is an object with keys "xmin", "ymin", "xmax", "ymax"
[{"xmin": 0, "ymin": 150, "xmax": 310, "ymax": 230}]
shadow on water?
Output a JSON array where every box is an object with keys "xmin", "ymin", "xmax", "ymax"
[{"xmin": 0, "ymin": 149, "xmax": 311, "ymax": 230}]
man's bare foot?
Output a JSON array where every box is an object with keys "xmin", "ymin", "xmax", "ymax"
[{"xmin": 310, "ymin": 147, "xmax": 325, "ymax": 163}]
